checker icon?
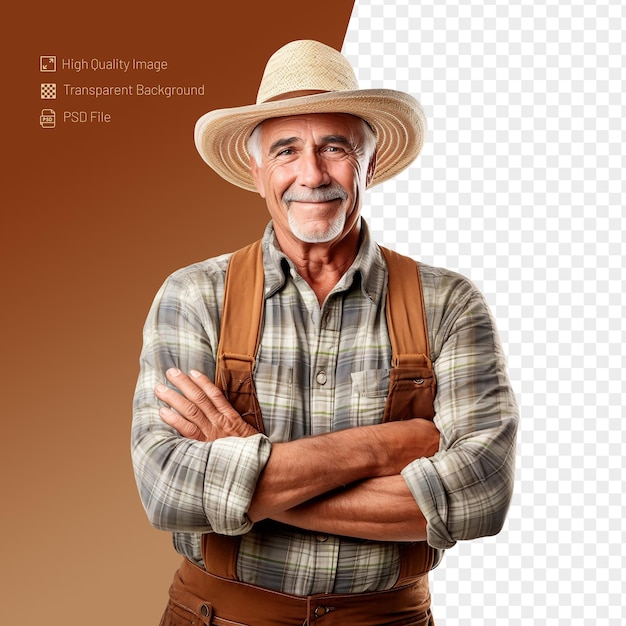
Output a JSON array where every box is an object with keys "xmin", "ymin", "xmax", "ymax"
[{"xmin": 41, "ymin": 83, "xmax": 57, "ymax": 100}]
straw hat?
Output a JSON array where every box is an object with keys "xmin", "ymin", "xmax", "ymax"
[{"xmin": 194, "ymin": 40, "xmax": 426, "ymax": 192}]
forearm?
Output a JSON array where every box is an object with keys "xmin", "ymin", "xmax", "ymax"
[
  {"xmin": 248, "ymin": 418, "xmax": 438, "ymax": 522},
  {"xmin": 273, "ymin": 475, "xmax": 428, "ymax": 542},
  {"xmin": 247, "ymin": 429, "xmax": 380, "ymax": 522}
]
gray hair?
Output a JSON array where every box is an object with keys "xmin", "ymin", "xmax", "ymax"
[
  {"xmin": 247, "ymin": 117, "xmax": 377, "ymax": 166},
  {"xmin": 247, "ymin": 123, "xmax": 265, "ymax": 165}
]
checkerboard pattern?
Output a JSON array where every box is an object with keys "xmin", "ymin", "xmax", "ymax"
[
  {"xmin": 40, "ymin": 83, "xmax": 57, "ymax": 99},
  {"xmin": 343, "ymin": 1, "xmax": 624, "ymax": 623}
]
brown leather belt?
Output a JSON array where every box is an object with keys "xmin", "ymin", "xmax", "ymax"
[{"xmin": 165, "ymin": 558, "xmax": 432, "ymax": 626}]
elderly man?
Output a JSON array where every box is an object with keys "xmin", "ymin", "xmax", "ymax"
[{"xmin": 132, "ymin": 40, "xmax": 518, "ymax": 625}]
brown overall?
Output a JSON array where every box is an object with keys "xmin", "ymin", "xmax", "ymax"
[{"xmin": 160, "ymin": 241, "xmax": 440, "ymax": 626}]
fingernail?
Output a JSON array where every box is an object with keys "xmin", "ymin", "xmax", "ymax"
[
  {"xmin": 168, "ymin": 368, "xmax": 181, "ymax": 377},
  {"xmin": 190, "ymin": 370, "xmax": 201, "ymax": 378},
  {"xmin": 155, "ymin": 384, "xmax": 167, "ymax": 393}
]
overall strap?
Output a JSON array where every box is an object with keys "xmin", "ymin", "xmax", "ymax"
[
  {"xmin": 205, "ymin": 240, "xmax": 266, "ymax": 579},
  {"xmin": 377, "ymin": 247, "xmax": 439, "ymax": 584},
  {"xmin": 379, "ymin": 246, "xmax": 436, "ymax": 422},
  {"xmin": 379, "ymin": 246, "xmax": 431, "ymax": 366},
  {"xmin": 214, "ymin": 239, "xmax": 265, "ymax": 433}
]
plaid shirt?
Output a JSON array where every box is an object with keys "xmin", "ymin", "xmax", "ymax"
[{"xmin": 132, "ymin": 221, "xmax": 518, "ymax": 595}]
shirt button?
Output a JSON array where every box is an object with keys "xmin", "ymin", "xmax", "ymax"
[
  {"xmin": 316, "ymin": 370, "xmax": 327, "ymax": 385},
  {"xmin": 316, "ymin": 533, "xmax": 328, "ymax": 542}
]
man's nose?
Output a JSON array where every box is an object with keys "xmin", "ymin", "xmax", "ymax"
[{"xmin": 296, "ymin": 151, "xmax": 330, "ymax": 187}]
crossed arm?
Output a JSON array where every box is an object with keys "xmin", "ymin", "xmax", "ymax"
[{"xmin": 155, "ymin": 367, "xmax": 439, "ymax": 542}]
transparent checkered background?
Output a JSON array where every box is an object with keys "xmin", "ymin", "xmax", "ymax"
[{"xmin": 344, "ymin": 1, "xmax": 624, "ymax": 623}]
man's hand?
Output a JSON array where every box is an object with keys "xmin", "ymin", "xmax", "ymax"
[{"xmin": 155, "ymin": 368, "xmax": 258, "ymax": 441}]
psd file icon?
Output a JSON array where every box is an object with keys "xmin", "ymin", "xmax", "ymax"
[{"xmin": 40, "ymin": 109, "xmax": 56, "ymax": 128}]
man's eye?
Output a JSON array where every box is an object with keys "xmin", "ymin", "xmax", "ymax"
[
  {"xmin": 323, "ymin": 146, "xmax": 346, "ymax": 155},
  {"xmin": 276, "ymin": 148, "xmax": 295, "ymax": 156}
]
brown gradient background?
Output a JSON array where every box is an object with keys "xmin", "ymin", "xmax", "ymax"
[{"xmin": 3, "ymin": 1, "xmax": 355, "ymax": 623}]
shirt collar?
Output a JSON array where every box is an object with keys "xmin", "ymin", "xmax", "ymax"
[{"xmin": 260, "ymin": 220, "xmax": 385, "ymax": 305}]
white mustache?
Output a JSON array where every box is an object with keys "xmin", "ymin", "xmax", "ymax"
[{"xmin": 283, "ymin": 185, "xmax": 348, "ymax": 204}]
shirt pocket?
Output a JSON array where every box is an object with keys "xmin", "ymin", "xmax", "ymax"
[
  {"xmin": 349, "ymin": 368, "xmax": 390, "ymax": 427},
  {"xmin": 253, "ymin": 362, "xmax": 296, "ymax": 441}
]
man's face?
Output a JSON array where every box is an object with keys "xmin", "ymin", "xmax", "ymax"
[{"xmin": 250, "ymin": 113, "xmax": 376, "ymax": 248}]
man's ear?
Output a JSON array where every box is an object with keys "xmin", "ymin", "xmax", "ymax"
[
  {"xmin": 365, "ymin": 151, "xmax": 377, "ymax": 188},
  {"xmin": 250, "ymin": 158, "xmax": 266, "ymax": 198}
]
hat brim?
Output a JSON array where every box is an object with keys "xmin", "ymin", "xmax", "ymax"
[{"xmin": 194, "ymin": 89, "xmax": 426, "ymax": 192}]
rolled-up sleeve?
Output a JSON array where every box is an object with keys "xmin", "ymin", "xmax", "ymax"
[
  {"xmin": 402, "ymin": 269, "xmax": 519, "ymax": 549},
  {"xmin": 131, "ymin": 263, "xmax": 272, "ymax": 536}
]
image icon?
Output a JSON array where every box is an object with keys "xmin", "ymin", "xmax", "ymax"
[
  {"xmin": 40, "ymin": 109, "xmax": 56, "ymax": 129},
  {"xmin": 40, "ymin": 56, "xmax": 57, "ymax": 72},
  {"xmin": 41, "ymin": 83, "xmax": 57, "ymax": 99}
]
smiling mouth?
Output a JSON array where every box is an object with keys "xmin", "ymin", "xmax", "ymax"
[
  {"xmin": 290, "ymin": 198, "xmax": 341, "ymax": 205},
  {"xmin": 286, "ymin": 199, "xmax": 344, "ymax": 214},
  {"xmin": 285, "ymin": 193, "xmax": 344, "ymax": 205}
]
